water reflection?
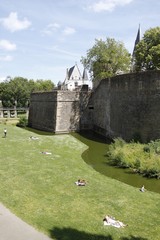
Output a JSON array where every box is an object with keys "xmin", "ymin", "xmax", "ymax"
[{"xmin": 71, "ymin": 131, "xmax": 160, "ymax": 194}]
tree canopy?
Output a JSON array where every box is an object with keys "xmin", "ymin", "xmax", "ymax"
[
  {"xmin": 0, "ymin": 77, "xmax": 55, "ymax": 107},
  {"xmin": 134, "ymin": 27, "xmax": 160, "ymax": 71},
  {"xmin": 81, "ymin": 38, "xmax": 131, "ymax": 81}
]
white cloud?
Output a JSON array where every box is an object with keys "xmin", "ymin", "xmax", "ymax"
[
  {"xmin": 42, "ymin": 22, "xmax": 61, "ymax": 35},
  {"xmin": 52, "ymin": 23, "xmax": 61, "ymax": 29},
  {"xmin": 42, "ymin": 22, "xmax": 76, "ymax": 37},
  {"xmin": 0, "ymin": 12, "xmax": 31, "ymax": 32},
  {"xmin": 0, "ymin": 40, "xmax": 16, "ymax": 51},
  {"xmin": 63, "ymin": 27, "xmax": 76, "ymax": 35},
  {"xmin": 0, "ymin": 55, "xmax": 13, "ymax": 61},
  {"xmin": 89, "ymin": 0, "xmax": 133, "ymax": 12}
]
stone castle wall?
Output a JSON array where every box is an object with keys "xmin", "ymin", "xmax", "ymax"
[
  {"xmin": 28, "ymin": 91, "xmax": 57, "ymax": 132},
  {"xmin": 28, "ymin": 90, "xmax": 93, "ymax": 133},
  {"xmin": 28, "ymin": 70, "xmax": 160, "ymax": 142},
  {"xmin": 93, "ymin": 70, "xmax": 160, "ymax": 142}
]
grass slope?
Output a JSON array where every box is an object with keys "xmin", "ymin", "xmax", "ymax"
[{"xmin": 0, "ymin": 124, "xmax": 160, "ymax": 240}]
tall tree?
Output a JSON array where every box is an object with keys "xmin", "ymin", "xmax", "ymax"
[
  {"xmin": 0, "ymin": 80, "xmax": 13, "ymax": 107},
  {"xmin": 0, "ymin": 77, "xmax": 55, "ymax": 107},
  {"xmin": 81, "ymin": 38, "xmax": 131, "ymax": 81},
  {"xmin": 134, "ymin": 27, "xmax": 160, "ymax": 71},
  {"xmin": 9, "ymin": 77, "xmax": 30, "ymax": 107}
]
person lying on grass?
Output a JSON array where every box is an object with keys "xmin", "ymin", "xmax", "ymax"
[
  {"xmin": 41, "ymin": 151, "xmax": 52, "ymax": 155},
  {"xmin": 29, "ymin": 136, "xmax": 39, "ymax": 140},
  {"xmin": 140, "ymin": 185, "xmax": 146, "ymax": 192},
  {"xmin": 75, "ymin": 179, "xmax": 86, "ymax": 186},
  {"xmin": 103, "ymin": 215, "xmax": 127, "ymax": 228}
]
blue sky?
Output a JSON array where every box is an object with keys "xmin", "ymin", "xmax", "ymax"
[{"xmin": 0, "ymin": 0, "xmax": 159, "ymax": 85}]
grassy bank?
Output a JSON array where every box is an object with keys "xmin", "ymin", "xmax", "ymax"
[
  {"xmin": 107, "ymin": 138, "xmax": 160, "ymax": 179},
  {"xmin": 0, "ymin": 124, "xmax": 160, "ymax": 240}
]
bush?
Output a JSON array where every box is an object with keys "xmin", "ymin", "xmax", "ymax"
[
  {"xmin": 143, "ymin": 146, "xmax": 150, "ymax": 153},
  {"xmin": 112, "ymin": 138, "xmax": 126, "ymax": 148},
  {"xmin": 107, "ymin": 138, "xmax": 160, "ymax": 179},
  {"xmin": 16, "ymin": 116, "xmax": 28, "ymax": 128}
]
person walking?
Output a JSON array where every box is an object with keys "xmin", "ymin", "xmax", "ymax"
[{"xmin": 4, "ymin": 128, "xmax": 7, "ymax": 138}]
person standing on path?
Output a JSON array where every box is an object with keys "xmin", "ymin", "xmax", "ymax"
[{"xmin": 4, "ymin": 128, "xmax": 7, "ymax": 138}]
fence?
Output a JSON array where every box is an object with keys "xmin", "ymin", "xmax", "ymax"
[{"xmin": 0, "ymin": 107, "xmax": 29, "ymax": 118}]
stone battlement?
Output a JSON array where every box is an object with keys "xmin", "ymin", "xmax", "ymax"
[{"xmin": 28, "ymin": 70, "xmax": 160, "ymax": 143}]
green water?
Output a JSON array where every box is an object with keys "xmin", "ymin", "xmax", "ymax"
[{"xmin": 72, "ymin": 132, "xmax": 160, "ymax": 194}]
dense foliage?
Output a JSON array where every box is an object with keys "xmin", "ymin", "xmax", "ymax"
[
  {"xmin": 107, "ymin": 138, "xmax": 160, "ymax": 179},
  {"xmin": 16, "ymin": 116, "xmax": 28, "ymax": 128},
  {"xmin": 81, "ymin": 38, "xmax": 131, "ymax": 81},
  {"xmin": 0, "ymin": 77, "xmax": 55, "ymax": 107},
  {"xmin": 134, "ymin": 27, "xmax": 160, "ymax": 71}
]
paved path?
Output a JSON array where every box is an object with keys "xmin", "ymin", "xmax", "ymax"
[{"xmin": 0, "ymin": 203, "xmax": 52, "ymax": 240}]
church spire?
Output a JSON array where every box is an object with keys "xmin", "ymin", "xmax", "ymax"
[
  {"xmin": 131, "ymin": 25, "xmax": 141, "ymax": 72},
  {"xmin": 132, "ymin": 24, "xmax": 141, "ymax": 57}
]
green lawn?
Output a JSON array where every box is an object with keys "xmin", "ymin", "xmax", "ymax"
[{"xmin": 0, "ymin": 124, "xmax": 160, "ymax": 240}]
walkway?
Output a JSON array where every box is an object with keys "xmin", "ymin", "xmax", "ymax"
[{"xmin": 0, "ymin": 203, "xmax": 52, "ymax": 240}]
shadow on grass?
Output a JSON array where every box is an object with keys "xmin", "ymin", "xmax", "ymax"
[
  {"xmin": 121, "ymin": 236, "xmax": 148, "ymax": 240},
  {"xmin": 49, "ymin": 227, "xmax": 113, "ymax": 240},
  {"xmin": 49, "ymin": 227, "xmax": 149, "ymax": 240},
  {"xmin": 23, "ymin": 126, "xmax": 55, "ymax": 136}
]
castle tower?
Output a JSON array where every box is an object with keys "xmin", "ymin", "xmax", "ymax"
[{"xmin": 62, "ymin": 63, "xmax": 90, "ymax": 91}]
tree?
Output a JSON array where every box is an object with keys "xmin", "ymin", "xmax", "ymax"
[
  {"xmin": 33, "ymin": 79, "xmax": 54, "ymax": 92},
  {"xmin": 0, "ymin": 77, "xmax": 55, "ymax": 107},
  {"xmin": 9, "ymin": 77, "xmax": 30, "ymax": 107},
  {"xmin": 81, "ymin": 38, "xmax": 131, "ymax": 81},
  {"xmin": 0, "ymin": 80, "xmax": 15, "ymax": 107},
  {"xmin": 134, "ymin": 27, "xmax": 160, "ymax": 71}
]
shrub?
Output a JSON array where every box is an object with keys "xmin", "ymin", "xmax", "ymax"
[
  {"xmin": 16, "ymin": 116, "xmax": 28, "ymax": 128},
  {"xmin": 107, "ymin": 138, "xmax": 160, "ymax": 179},
  {"xmin": 134, "ymin": 159, "xmax": 141, "ymax": 168},
  {"xmin": 148, "ymin": 140, "xmax": 160, "ymax": 153},
  {"xmin": 112, "ymin": 138, "xmax": 126, "ymax": 148},
  {"xmin": 143, "ymin": 146, "xmax": 150, "ymax": 153}
]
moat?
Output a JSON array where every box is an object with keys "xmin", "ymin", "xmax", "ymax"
[{"xmin": 72, "ymin": 131, "xmax": 160, "ymax": 194}]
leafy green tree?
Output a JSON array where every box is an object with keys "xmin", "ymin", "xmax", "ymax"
[
  {"xmin": 0, "ymin": 77, "xmax": 55, "ymax": 107},
  {"xmin": 33, "ymin": 79, "xmax": 54, "ymax": 92},
  {"xmin": 81, "ymin": 38, "xmax": 131, "ymax": 81},
  {"xmin": 9, "ymin": 77, "xmax": 30, "ymax": 107},
  {"xmin": 0, "ymin": 80, "xmax": 15, "ymax": 107},
  {"xmin": 135, "ymin": 27, "xmax": 160, "ymax": 71}
]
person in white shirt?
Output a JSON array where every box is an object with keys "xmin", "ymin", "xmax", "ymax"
[{"xmin": 4, "ymin": 128, "xmax": 7, "ymax": 138}]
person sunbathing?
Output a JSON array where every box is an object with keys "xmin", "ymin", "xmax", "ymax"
[
  {"xmin": 75, "ymin": 179, "xmax": 86, "ymax": 186},
  {"xmin": 41, "ymin": 151, "xmax": 52, "ymax": 155},
  {"xmin": 29, "ymin": 136, "xmax": 39, "ymax": 140},
  {"xmin": 103, "ymin": 215, "xmax": 127, "ymax": 228},
  {"xmin": 140, "ymin": 185, "xmax": 146, "ymax": 192}
]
